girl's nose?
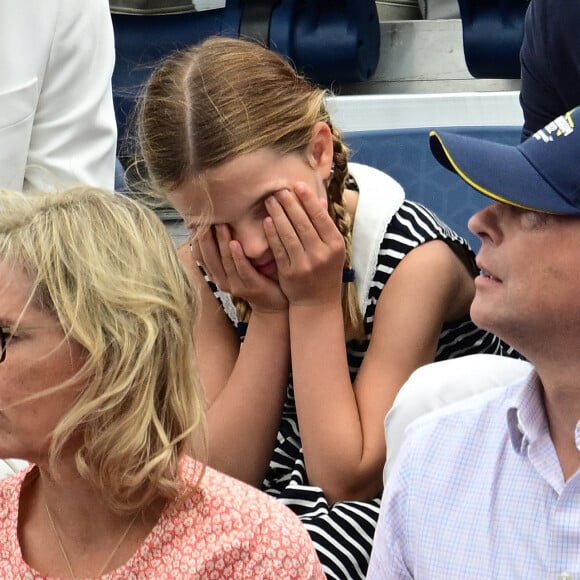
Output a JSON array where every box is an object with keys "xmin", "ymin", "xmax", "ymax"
[{"xmin": 232, "ymin": 220, "xmax": 270, "ymax": 260}]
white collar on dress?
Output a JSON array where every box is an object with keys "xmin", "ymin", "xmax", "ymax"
[{"xmin": 348, "ymin": 163, "xmax": 405, "ymax": 317}]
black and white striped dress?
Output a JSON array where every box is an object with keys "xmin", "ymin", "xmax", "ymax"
[{"xmin": 206, "ymin": 164, "xmax": 514, "ymax": 579}]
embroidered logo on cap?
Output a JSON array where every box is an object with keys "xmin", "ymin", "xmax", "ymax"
[{"xmin": 533, "ymin": 112, "xmax": 575, "ymax": 143}]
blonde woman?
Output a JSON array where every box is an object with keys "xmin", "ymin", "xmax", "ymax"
[
  {"xmin": 0, "ymin": 186, "xmax": 324, "ymax": 579},
  {"xmin": 136, "ymin": 36, "xmax": 517, "ymax": 579}
]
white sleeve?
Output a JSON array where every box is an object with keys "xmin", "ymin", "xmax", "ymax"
[
  {"xmin": 383, "ymin": 354, "xmax": 532, "ymax": 484},
  {"xmin": 24, "ymin": 0, "xmax": 117, "ymax": 192}
]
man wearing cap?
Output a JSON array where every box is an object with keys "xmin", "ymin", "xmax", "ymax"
[{"xmin": 366, "ymin": 107, "xmax": 580, "ymax": 578}]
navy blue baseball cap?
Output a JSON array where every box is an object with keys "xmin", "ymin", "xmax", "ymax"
[{"xmin": 429, "ymin": 107, "xmax": 580, "ymax": 215}]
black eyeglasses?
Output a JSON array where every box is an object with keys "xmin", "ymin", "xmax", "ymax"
[
  {"xmin": 0, "ymin": 326, "xmax": 14, "ymax": 363},
  {"xmin": 0, "ymin": 325, "xmax": 58, "ymax": 364}
]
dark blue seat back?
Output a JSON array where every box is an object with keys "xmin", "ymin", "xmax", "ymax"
[
  {"xmin": 112, "ymin": 9, "xmax": 225, "ymax": 153},
  {"xmin": 457, "ymin": 0, "xmax": 528, "ymax": 78},
  {"xmin": 112, "ymin": 1, "xmax": 380, "ymax": 152}
]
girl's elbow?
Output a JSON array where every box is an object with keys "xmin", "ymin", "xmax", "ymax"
[{"xmin": 316, "ymin": 471, "xmax": 383, "ymax": 504}]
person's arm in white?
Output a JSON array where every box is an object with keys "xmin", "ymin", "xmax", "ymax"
[{"xmin": 24, "ymin": 0, "xmax": 117, "ymax": 191}]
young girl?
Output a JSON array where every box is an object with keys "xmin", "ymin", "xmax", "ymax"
[{"xmin": 137, "ymin": 36, "xmax": 514, "ymax": 579}]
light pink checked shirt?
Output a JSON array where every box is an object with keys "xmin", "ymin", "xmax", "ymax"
[
  {"xmin": 0, "ymin": 456, "xmax": 325, "ymax": 579},
  {"xmin": 368, "ymin": 370, "xmax": 580, "ymax": 579}
]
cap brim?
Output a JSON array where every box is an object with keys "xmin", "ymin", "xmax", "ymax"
[{"xmin": 429, "ymin": 130, "xmax": 572, "ymax": 215}]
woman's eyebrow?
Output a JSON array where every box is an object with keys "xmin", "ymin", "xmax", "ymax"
[
  {"xmin": 0, "ymin": 320, "xmax": 29, "ymax": 332},
  {"xmin": 0, "ymin": 313, "xmax": 25, "ymax": 326}
]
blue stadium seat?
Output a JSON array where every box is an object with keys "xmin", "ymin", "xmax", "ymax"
[
  {"xmin": 457, "ymin": 0, "xmax": 528, "ymax": 78},
  {"xmin": 344, "ymin": 125, "xmax": 521, "ymax": 249},
  {"xmin": 111, "ymin": 1, "xmax": 380, "ymax": 153}
]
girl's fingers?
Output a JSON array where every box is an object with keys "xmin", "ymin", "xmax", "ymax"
[
  {"xmin": 293, "ymin": 182, "xmax": 341, "ymax": 242},
  {"xmin": 265, "ymin": 192, "xmax": 305, "ymax": 256},
  {"xmin": 215, "ymin": 225, "xmax": 264, "ymax": 289},
  {"xmin": 263, "ymin": 215, "xmax": 290, "ymax": 268},
  {"xmin": 269, "ymin": 185, "xmax": 336, "ymax": 250},
  {"xmin": 214, "ymin": 224, "xmax": 238, "ymax": 277},
  {"xmin": 197, "ymin": 226, "xmax": 246, "ymax": 291},
  {"xmin": 194, "ymin": 225, "xmax": 286, "ymax": 310},
  {"xmin": 229, "ymin": 239, "xmax": 260, "ymax": 279},
  {"xmin": 196, "ymin": 229, "xmax": 225, "ymax": 279}
]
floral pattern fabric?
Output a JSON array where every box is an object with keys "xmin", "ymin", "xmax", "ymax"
[{"xmin": 0, "ymin": 456, "xmax": 325, "ymax": 579}]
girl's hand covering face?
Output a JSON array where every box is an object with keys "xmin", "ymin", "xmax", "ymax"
[
  {"xmin": 191, "ymin": 225, "xmax": 288, "ymax": 313},
  {"xmin": 264, "ymin": 182, "xmax": 345, "ymax": 307}
]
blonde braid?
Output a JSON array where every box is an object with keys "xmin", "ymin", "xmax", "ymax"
[
  {"xmin": 327, "ymin": 124, "xmax": 365, "ymax": 341},
  {"xmin": 234, "ymin": 295, "xmax": 251, "ymax": 325}
]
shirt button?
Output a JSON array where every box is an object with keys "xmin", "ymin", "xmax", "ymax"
[{"xmin": 558, "ymin": 573, "xmax": 573, "ymax": 580}]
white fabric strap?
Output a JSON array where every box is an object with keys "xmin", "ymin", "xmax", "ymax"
[{"xmin": 348, "ymin": 162, "xmax": 405, "ymax": 316}]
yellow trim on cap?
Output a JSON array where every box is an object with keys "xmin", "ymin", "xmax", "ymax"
[{"xmin": 429, "ymin": 130, "xmax": 552, "ymax": 214}]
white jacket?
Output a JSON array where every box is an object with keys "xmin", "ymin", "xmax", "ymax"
[{"xmin": 0, "ymin": 0, "xmax": 117, "ymax": 192}]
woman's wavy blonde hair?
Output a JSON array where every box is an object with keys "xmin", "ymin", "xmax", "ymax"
[
  {"xmin": 0, "ymin": 186, "xmax": 206, "ymax": 514},
  {"xmin": 136, "ymin": 36, "xmax": 364, "ymax": 340}
]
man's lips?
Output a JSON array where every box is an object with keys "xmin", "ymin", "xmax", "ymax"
[
  {"xmin": 476, "ymin": 261, "xmax": 502, "ymax": 282},
  {"xmin": 479, "ymin": 269, "xmax": 501, "ymax": 281}
]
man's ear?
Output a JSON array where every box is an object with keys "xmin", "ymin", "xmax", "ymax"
[{"xmin": 307, "ymin": 121, "xmax": 334, "ymax": 179}]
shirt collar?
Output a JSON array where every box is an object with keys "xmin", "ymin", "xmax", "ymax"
[
  {"xmin": 507, "ymin": 369, "xmax": 580, "ymax": 453},
  {"xmin": 506, "ymin": 370, "xmax": 547, "ymax": 454}
]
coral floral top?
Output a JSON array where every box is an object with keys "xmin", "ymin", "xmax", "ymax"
[{"xmin": 0, "ymin": 456, "xmax": 325, "ymax": 579}]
